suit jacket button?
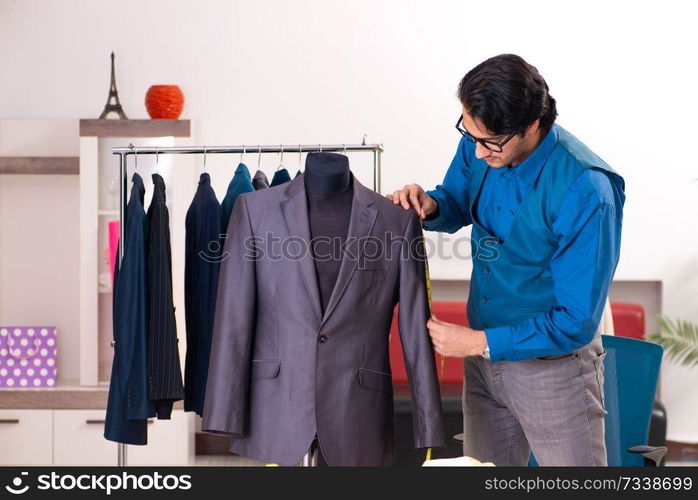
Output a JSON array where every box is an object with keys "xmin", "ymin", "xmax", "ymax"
[
  {"xmin": 318, "ymin": 335, "xmax": 328, "ymax": 344},
  {"xmin": 483, "ymin": 267, "xmax": 491, "ymax": 275},
  {"xmin": 481, "ymin": 296, "xmax": 488, "ymax": 304}
]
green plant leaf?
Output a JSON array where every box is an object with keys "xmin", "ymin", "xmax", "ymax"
[{"xmin": 648, "ymin": 315, "xmax": 698, "ymax": 368}]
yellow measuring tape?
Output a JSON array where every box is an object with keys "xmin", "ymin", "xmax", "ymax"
[
  {"xmin": 419, "ymin": 217, "xmax": 442, "ymax": 464},
  {"xmin": 419, "ymin": 217, "xmax": 445, "ymax": 375}
]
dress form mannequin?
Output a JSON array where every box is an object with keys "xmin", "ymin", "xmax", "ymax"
[
  {"xmin": 303, "ymin": 152, "xmax": 353, "ymax": 466},
  {"xmin": 304, "ymin": 152, "xmax": 351, "ymax": 194},
  {"xmin": 304, "ymin": 152, "xmax": 353, "ymax": 314}
]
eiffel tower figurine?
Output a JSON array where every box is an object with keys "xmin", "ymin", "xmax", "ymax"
[{"xmin": 99, "ymin": 51, "xmax": 128, "ymax": 119}]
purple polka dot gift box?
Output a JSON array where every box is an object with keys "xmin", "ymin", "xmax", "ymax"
[{"xmin": 0, "ymin": 327, "xmax": 57, "ymax": 388}]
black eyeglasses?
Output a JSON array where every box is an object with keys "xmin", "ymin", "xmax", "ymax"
[{"xmin": 455, "ymin": 116, "xmax": 518, "ymax": 153}]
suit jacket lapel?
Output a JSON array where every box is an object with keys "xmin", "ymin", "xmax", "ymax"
[
  {"xmin": 280, "ymin": 176, "xmax": 323, "ymax": 323},
  {"xmin": 321, "ymin": 178, "xmax": 377, "ymax": 325}
]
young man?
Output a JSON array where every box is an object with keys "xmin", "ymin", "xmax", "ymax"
[{"xmin": 388, "ymin": 54, "xmax": 625, "ymax": 466}]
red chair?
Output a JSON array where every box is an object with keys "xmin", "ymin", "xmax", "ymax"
[
  {"xmin": 389, "ymin": 301, "xmax": 468, "ymax": 385},
  {"xmin": 610, "ymin": 302, "xmax": 646, "ymax": 340},
  {"xmin": 391, "ymin": 299, "xmax": 666, "ymax": 464},
  {"xmin": 390, "ymin": 301, "xmax": 648, "ymax": 384}
]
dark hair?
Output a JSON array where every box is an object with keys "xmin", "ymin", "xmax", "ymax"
[{"xmin": 457, "ymin": 54, "xmax": 557, "ymax": 136}]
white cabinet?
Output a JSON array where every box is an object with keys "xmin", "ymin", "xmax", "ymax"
[
  {"xmin": 0, "ymin": 408, "xmax": 191, "ymax": 465},
  {"xmin": 0, "ymin": 409, "xmax": 53, "ymax": 465},
  {"xmin": 53, "ymin": 409, "xmax": 117, "ymax": 466},
  {"xmin": 127, "ymin": 410, "xmax": 191, "ymax": 465}
]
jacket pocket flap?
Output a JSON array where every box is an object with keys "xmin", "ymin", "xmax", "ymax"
[
  {"xmin": 358, "ymin": 368, "xmax": 393, "ymax": 393},
  {"xmin": 251, "ymin": 360, "xmax": 281, "ymax": 379}
]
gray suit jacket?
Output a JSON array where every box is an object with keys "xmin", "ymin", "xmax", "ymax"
[{"xmin": 202, "ymin": 174, "xmax": 445, "ymax": 466}]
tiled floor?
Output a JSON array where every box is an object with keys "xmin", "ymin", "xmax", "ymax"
[
  {"xmin": 194, "ymin": 455, "xmax": 264, "ymax": 466},
  {"xmin": 666, "ymin": 461, "xmax": 698, "ymax": 467},
  {"xmin": 193, "ymin": 455, "xmax": 698, "ymax": 467}
]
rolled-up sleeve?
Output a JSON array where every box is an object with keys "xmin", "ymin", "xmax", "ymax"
[{"xmin": 484, "ymin": 169, "xmax": 623, "ymax": 361}]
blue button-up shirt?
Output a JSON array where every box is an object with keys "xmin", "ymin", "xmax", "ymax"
[{"xmin": 425, "ymin": 127, "xmax": 622, "ymax": 360}]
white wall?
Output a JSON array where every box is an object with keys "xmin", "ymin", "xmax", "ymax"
[{"xmin": 1, "ymin": 0, "xmax": 697, "ymax": 441}]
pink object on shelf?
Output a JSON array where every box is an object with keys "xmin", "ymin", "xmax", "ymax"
[{"xmin": 108, "ymin": 221, "xmax": 120, "ymax": 285}]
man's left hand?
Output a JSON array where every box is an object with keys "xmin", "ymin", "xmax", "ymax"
[{"xmin": 427, "ymin": 316, "xmax": 488, "ymax": 358}]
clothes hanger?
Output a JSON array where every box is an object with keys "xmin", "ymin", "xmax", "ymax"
[
  {"xmin": 203, "ymin": 146, "xmax": 207, "ymax": 173},
  {"xmin": 131, "ymin": 143, "xmax": 138, "ymax": 173},
  {"xmin": 276, "ymin": 144, "xmax": 284, "ymax": 172},
  {"xmin": 257, "ymin": 145, "xmax": 262, "ymax": 171},
  {"xmin": 240, "ymin": 145, "xmax": 246, "ymax": 165},
  {"xmin": 155, "ymin": 146, "xmax": 159, "ymax": 175}
]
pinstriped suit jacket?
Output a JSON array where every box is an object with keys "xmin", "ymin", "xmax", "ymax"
[{"xmin": 147, "ymin": 173, "xmax": 184, "ymax": 418}]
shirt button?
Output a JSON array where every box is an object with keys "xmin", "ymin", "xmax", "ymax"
[
  {"xmin": 481, "ymin": 296, "xmax": 488, "ymax": 304},
  {"xmin": 483, "ymin": 267, "xmax": 491, "ymax": 275},
  {"xmin": 318, "ymin": 335, "xmax": 328, "ymax": 344}
]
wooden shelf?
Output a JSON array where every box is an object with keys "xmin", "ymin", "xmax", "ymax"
[
  {"xmin": 0, "ymin": 385, "xmax": 109, "ymax": 409},
  {"xmin": 0, "ymin": 156, "xmax": 79, "ymax": 175},
  {"xmin": 0, "ymin": 384, "xmax": 186, "ymax": 410},
  {"xmin": 79, "ymin": 119, "xmax": 191, "ymax": 138}
]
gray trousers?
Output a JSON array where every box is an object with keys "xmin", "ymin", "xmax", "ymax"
[{"xmin": 462, "ymin": 335, "xmax": 608, "ymax": 466}]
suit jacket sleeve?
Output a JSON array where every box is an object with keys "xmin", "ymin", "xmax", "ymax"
[
  {"xmin": 398, "ymin": 211, "xmax": 445, "ymax": 449},
  {"xmin": 202, "ymin": 194, "xmax": 257, "ymax": 435}
]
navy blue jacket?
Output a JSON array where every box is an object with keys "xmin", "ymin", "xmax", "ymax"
[
  {"xmin": 270, "ymin": 167, "xmax": 292, "ymax": 187},
  {"xmin": 105, "ymin": 173, "xmax": 155, "ymax": 445},
  {"xmin": 184, "ymin": 173, "xmax": 222, "ymax": 416}
]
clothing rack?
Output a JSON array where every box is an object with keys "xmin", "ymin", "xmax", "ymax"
[{"xmin": 111, "ymin": 142, "xmax": 383, "ymax": 467}]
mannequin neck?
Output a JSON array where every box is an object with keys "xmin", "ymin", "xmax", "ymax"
[{"xmin": 304, "ymin": 152, "xmax": 351, "ymax": 194}]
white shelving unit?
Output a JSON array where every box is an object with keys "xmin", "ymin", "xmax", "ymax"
[
  {"xmin": 78, "ymin": 119, "xmax": 192, "ymax": 386},
  {"xmin": 0, "ymin": 119, "xmax": 195, "ymax": 466}
]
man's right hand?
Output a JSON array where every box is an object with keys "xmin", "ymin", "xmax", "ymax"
[{"xmin": 386, "ymin": 184, "xmax": 438, "ymax": 220}]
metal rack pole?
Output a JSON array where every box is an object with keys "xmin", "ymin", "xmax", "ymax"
[
  {"xmin": 117, "ymin": 151, "xmax": 127, "ymax": 467},
  {"xmin": 112, "ymin": 143, "xmax": 383, "ymax": 155},
  {"xmin": 113, "ymin": 142, "xmax": 383, "ymax": 467}
]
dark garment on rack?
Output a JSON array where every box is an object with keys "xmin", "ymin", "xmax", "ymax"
[
  {"xmin": 146, "ymin": 173, "xmax": 184, "ymax": 419},
  {"xmin": 307, "ymin": 187, "xmax": 353, "ymax": 314},
  {"xmin": 270, "ymin": 168, "xmax": 292, "ymax": 187},
  {"xmin": 221, "ymin": 163, "xmax": 254, "ymax": 235},
  {"xmin": 105, "ymin": 173, "xmax": 155, "ymax": 445},
  {"xmin": 202, "ymin": 174, "xmax": 445, "ymax": 466},
  {"xmin": 184, "ymin": 173, "xmax": 222, "ymax": 417},
  {"xmin": 252, "ymin": 170, "xmax": 270, "ymax": 190}
]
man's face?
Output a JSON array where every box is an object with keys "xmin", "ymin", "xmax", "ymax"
[{"xmin": 460, "ymin": 107, "xmax": 539, "ymax": 168}]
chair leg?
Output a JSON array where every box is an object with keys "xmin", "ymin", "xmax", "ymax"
[{"xmin": 628, "ymin": 445, "xmax": 668, "ymax": 466}]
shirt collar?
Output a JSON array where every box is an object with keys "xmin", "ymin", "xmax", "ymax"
[
  {"xmin": 198, "ymin": 172, "xmax": 211, "ymax": 185},
  {"xmin": 235, "ymin": 163, "xmax": 251, "ymax": 176},
  {"xmin": 508, "ymin": 124, "xmax": 558, "ymax": 187}
]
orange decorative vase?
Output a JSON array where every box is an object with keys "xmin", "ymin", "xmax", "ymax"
[{"xmin": 145, "ymin": 85, "xmax": 184, "ymax": 119}]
